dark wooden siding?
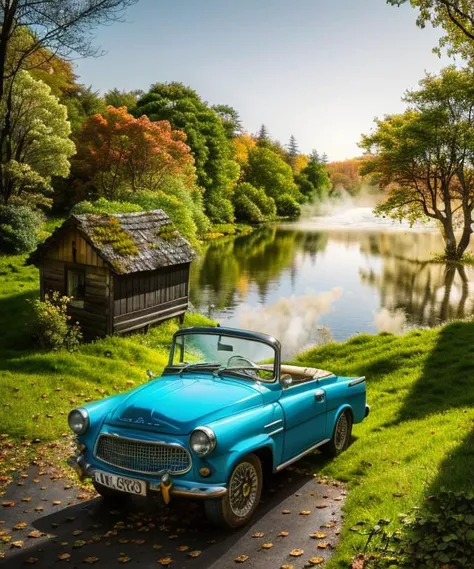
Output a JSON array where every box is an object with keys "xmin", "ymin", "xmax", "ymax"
[
  {"xmin": 112, "ymin": 264, "xmax": 190, "ymax": 334},
  {"xmin": 41, "ymin": 259, "xmax": 111, "ymax": 339}
]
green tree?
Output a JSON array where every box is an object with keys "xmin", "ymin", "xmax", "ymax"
[
  {"xmin": 104, "ymin": 88, "xmax": 144, "ymax": 110},
  {"xmin": 361, "ymin": 66, "xmax": 474, "ymax": 261},
  {"xmin": 295, "ymin": 156, "xmax": 332, "ymax": 202},
  {"xmin": 0, "ymin": 71, "xmax": 76, "ymax": 207},
  {"xmin": 286, "ymin": 135, "xmax": 299, "ymax": 172},
  {"xmin": 232, "ymin": 182, "xmax": 276, "ymax": 223},
  {"xmin": 257, "ymin": 124, "xmax": 270, "ymax": 145},
  {"xmin": 212, "ymin": 104, "xmax": 242, "ymax": 139},
  {"xmin": 243, "ymin": 146, "xmax": 302, "ymax": 215},
  {"xmin": 387, "ymin": 1, "xmax": 474, "ymax": 60},
  {"xmin": 135, "ymin": 82, "xmax": 238, "ymax": 223}
]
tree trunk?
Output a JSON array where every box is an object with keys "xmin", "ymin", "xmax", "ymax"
[{"xmin": 442, "ymin": 221, "xmax": 460, "ymax": 260}]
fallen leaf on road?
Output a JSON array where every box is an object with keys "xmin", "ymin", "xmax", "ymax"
[
  {"xmin": 11, "ymin": 540, "xmax": 24, "ymax": 548},
  {"xmin": 34, "ymin": 506, "xmax": 43, "ymax": 512},
  {"xmin": 118, "ymin": 556, "xmax": 131, "ymax": 563},
  {"xmin": 72, "ymin": 530, "xmax": 83, "ymax": 536},
  {"xmin": 27, "ymin": 531, "xmax": 43, "ymax": 538},
  {"xmin": 281, "ymin": 565, "xmax": 294, "ymax": 569},
  {"xmin": 153, "ymin": 544, "xmax": 163, "ymax": 550},
  {"xmin": 73, "ymin": 540, "xmax": 87, "ymax": 548},
  {"xmin": 234, "ymin": 555, "xmax": 249, "ymax": 563},
  {"xmin": 308, "ymin": 557, "xmax": 325, "ymax": 565},
  {"xmin": 21, "ymin": 497, "xmax": 32, "ymax": 502},
  {"xmin": 2, "ymin": 501, "xmax": 15, "ymax": 507},
  {"xmin": 310, "ymin": 533, "xmax": 327, "ymax": 539},
  {"xmin": 176, "ymin": 545, "xmax": 189, "ymax": 552},
  {"xmin": 290, "ymin": 549, "xmax": 304, "ymax": 557},
  {"xmin": 13, "ymin": 522, "xmax": 28, "ymax": 530},
  {"xmin": 252, "ymin": 532, "xmax": 264, "ymax": 538},
  {"xmin": 25, "ymin": 558, "xmax": 39, "ymax": 564},
  {"xmin": 84, "ymin": 558, "xmax": 99, "ymax": 565},
  {"xmin": 278, "ymin": 531, "xmax": 289, "ymax": 537},
  {"xmin": 58, "ymin": 553, "xmax": 71, "ymax": 561},
  {"xmin": 261, "ymin": 543, "xmax": 273, "ymax": 549},
  {"xmin": 188, "ymin": 550, "xmax": 201, "ymax": 558},
  {"xmin": 317, "ymin": 543, "xmax": 330, "ymax": 549},
  {"xmin": 300, "ymin": 510, "xmax": 311, "ymax": 515},
  {"xmin": 316, "ymin": 504, "xmax": 328, "ymax": 509},
  {"xmin": 158, "ymin": 558, "xmax": 173, "ymax": 566},
  {"xmin": 282, "ymin": 509, "xmax": 291, "ymax": 515},
  {"xmin": 52, "ymin": 501, "xmax": 61, "ymax": 506}
]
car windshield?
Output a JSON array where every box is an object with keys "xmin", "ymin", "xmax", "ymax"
[{"xmin": 169, "ymin": 331, "xmax": 276, "ymax": 382}]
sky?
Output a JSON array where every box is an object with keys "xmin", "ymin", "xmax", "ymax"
[{"xmin": 74, "ymin": 0, "xmax": 453, "ymax": 161}]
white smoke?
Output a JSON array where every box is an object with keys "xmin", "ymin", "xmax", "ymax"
[
  {"xmin": 374, "ymin": 308, "xmax": 406, "ymax": 335},
  {"xmin": 239, "ymin": 288, "xmax": 342, "ymax": 359}
]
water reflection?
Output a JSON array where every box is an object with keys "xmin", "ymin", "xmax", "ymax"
[{"xmin": 189, "ymin": 223, "xmax": 474, "ymax": 344}]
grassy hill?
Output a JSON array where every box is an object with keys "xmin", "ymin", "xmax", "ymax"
[{"xmin": 1, "ymin": 253, "xmax": 473, "ymax": 567}]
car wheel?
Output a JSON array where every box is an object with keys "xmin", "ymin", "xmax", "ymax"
[
  {"xmin": 204, "ymin": 453, "xmax": 263, "ymax": 529},
  {"xmin": 92, "ymin": 480, "xmax": 128, "ymax": 502},
  {"xmin": 322, "ymin": 409, "xmax": 353, "ymax": 457}
]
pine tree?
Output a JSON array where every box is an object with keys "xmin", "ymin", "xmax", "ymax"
[
  {"xmin": 257, "ymin": 124, "xmax": 270, "ymax": 144},
  {"xmin": 321, "ymin": 153, "xmax": 329, "ymax": 164},
  {"xmin": 287, "ymin": 135, "xmax": 299, "ymax": 158},
  {"xmin": 309, "ymin": 149, "xmax": 321, "ymax": 164}
]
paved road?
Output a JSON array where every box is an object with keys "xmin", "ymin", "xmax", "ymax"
[{"xmin": 0, "ymin": 457, "xmax": 345, "ymax": 569}]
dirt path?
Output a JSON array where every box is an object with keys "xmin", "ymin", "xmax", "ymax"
[{"xmin": 0, "ymin": 459, "xmax": 345, "ymax": 568}]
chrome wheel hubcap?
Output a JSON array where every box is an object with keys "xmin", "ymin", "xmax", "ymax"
[
  {"xmin": 335, "ymin": 413, "xmax": 348, "ymax": 450},
  {"xmin": 229, "ymin": 462, "xmax": 258, "ymax": 518}
]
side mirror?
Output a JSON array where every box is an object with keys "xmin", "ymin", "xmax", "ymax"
[
  {"xmin": 146, "ymin": 370, "xmax": 155, "ymax": 380},
  {"xmin": 281, "ymin": 374, "xmax": 293, "ymax": 388}
]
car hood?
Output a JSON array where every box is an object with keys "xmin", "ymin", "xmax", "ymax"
[{"xmin": 105, "ymin": 373, "xmax": 264, "ymax": 435}]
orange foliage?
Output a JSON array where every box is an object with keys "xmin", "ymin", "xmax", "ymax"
[
  {"xmin": 325, "ymin": 158, "xmax": 365, "ymax": 194},
  {"xmin": 74, "ymin": 106, "xmax": 194, "ymax": 198}
]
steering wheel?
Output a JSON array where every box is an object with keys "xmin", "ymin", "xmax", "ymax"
[{"xmin": 226, "ymin": 355, "xmax": 259, "ymax": 377}]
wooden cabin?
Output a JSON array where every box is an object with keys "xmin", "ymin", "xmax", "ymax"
[{"xmin": 28, "ymin": 210, "xmax": 195, "ymax": 339}]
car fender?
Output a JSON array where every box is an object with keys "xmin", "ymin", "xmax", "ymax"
[
  {"xmin": 326, "ymin": 403, "xmax": 354, "ymax": 438},
  {"xmin": 228, "ymin": 434, "xmax": 278, "ymax": 471}
]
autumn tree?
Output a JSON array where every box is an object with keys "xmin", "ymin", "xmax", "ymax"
[
  {"xmin": 73, "ymin": 106, "xmax": 194, "ymax": 200},
  {"xmin": 361, "ymin": 66, "xmax": 474, "ymax": 261},
  {"xmin": 326, "ymin": 158, "xmax": 365, "ymax": 195},
  {"xmin": 135, "ymin": 83, "xmax": 238, "ymax": 222},
  {"xmin": 0, "ymin": 71, "xmax": 75, "ymax": 206},
  {"xmin": 387, "ymin": 1, "xmax": 474, "ymax": 60}
]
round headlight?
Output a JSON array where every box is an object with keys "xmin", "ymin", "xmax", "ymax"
[
  {"xmin": 68, "ymin": 408, "xmax": 89, "ymax": 435},
  {"xmin": 190, "ymin": 427, "xmax": 216, "ymax": 457}
]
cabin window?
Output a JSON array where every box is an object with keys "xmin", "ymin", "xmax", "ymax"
[{"xmin": 67, "ymin": 269, "xmax": 85, "ymax": 308}]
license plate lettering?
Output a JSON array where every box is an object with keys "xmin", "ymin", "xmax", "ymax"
[{"xmin": 94, "ymin": 471, "xmax": 146, "ymax": 496}]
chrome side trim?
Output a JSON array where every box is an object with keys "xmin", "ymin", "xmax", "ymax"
[
  {"xmin": 348, "ymin": 376, "xmax": 366, "ymax": 387},
  {"xmin": 265, "ymin": 419, "xmax": 283, "ymax": 429},
  {"xmin": 276, "ymin": 439, "xmax": 330, "ymax": 471},
  {"xmin": 93, "ymin": 434, "xmax": 192, "ymax": 476},
  {"xmin": 268, "ymin": 427, "xmax": 284, "ymax": 437}
]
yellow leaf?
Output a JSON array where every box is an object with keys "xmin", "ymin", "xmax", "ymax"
[
  {"xmin": 290, "ymin": 549, "xmax": 304, "ymax": 557},
  {"xmin": 158, "ymin": 558, "xmax": 173, "ymax": 566},
  {"xmin": 58, "ymin": 553, "xmax": 71, "ymax": 561},
  {"xmin": 317, "ymin": 542, "xmax": 329, "ymax": 549},
  {"xmin": 176, "ymin": 545, "xmax": 189, "ymax": 552},
  {"xmin": 188, "ymin": 550, "xmax": 201, "ymax": 558},
  {"xmin": 13, "ymin": 522, "xmax": 27, "ymax": 530},
  {"xmin": 234, "ymin": 554, "xmax": 249, "ymax": 563},
  {"xmin": 252, "ymin": 532, "xmax": 265, "ymax": 538},
  {"xmin": 118, "ymin": 556, "xmax": 131, "ymax": 563},
  {"xmin": 261, "ymin": 543, "xmax": 273, "ymax": 549},
  {"xmin": 310, "ymin": 533, "xmax": 327, "ymax": 539},
  {"xmin": 11, "ymin": 540, "xmax": 24, "ymax": 548},
  {"xmin": 84, "ymin": 558, "xmax": 99, "ymax": 565},
  {"xmin": 300, "ymin": 510, "xmax": 311, "ymax": 516},
  {"xmin": 308, "ymin": 557, "xmax": 325, "ymax": 565},
  {"xmin": 278, "ymin": 531, "xmax": 289, "ymax": 537}
]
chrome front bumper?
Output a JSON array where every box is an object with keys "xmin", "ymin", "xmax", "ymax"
[{"xmin": 68, "ymin": 454, "xmax": 227, "ymax": 500}]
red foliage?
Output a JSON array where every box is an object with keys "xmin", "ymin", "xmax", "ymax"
[{"xmin": 73, "ymin": 106, "xmax": 194, "ymax": 198}]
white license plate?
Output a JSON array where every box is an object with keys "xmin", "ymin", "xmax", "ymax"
[{"xmin": 94, "ymin": 471, "xmax": 146, "ymax": 496}]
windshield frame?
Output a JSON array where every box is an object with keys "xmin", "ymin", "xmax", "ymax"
[{"xmin": 167, "ymin": 326, "xmax": 281, "ymax": 383}]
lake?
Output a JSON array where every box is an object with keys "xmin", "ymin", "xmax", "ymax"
[{"xmin": 189, "ymin": 208, "xmax": 474, "ymax": 357}]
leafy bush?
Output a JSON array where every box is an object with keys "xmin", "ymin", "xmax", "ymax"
[
  {"xmin": 0, "ymin": 204, "xmax": 45, "ymax": 254},
  {"xmin": 274, "ymin": 194, "xmax": 301, "ymax": 218},
  {"xmin": 233, "ymin": 183, "xmax": 276, "ymax": 224},
  {"xmin": 364, "ymin": 491, "xmax": 474, "ymax": 569},
  {"xmin": 72, "ymin": 198, "xmax": 142, "ymax": 215},
  {"xmin": 29, "ymin": 292, "xmax": 83, "ymax": 351}
]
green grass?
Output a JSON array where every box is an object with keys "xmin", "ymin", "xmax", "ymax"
[
  {"xmin": 2, "ymin": 250, "xmax": 474, "ymax": 566},
  {"xmin": 0, "ymin": 254, "xmax": 213, "ymax": 443},
  {"xmin": 291, "ymin": 327, "xmax": 474, "ymax": 567}
]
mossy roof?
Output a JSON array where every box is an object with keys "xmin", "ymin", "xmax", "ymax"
[{"xmin": 29, "ymin": 210, "xmax": 195, "ymax": 275}]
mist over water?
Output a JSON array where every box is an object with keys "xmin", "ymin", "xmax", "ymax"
[{"xmin": 190, "ymin": 201, "xmax": 474, "ymax": 349}]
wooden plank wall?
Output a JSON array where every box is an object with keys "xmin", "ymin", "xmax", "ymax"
[
  {"xmin": 41, "ymin": 259, "xmax": 110, "ymax": 338},
  {"xmin": 45, "ymin": 228, "xmax": 104, "ymax": 268},
  {"xmin": 113, "ymin": 265, "xmax": 189, "ymax": 317}
]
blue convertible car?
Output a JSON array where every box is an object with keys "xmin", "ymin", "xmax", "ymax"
[{"xmin": 68, "ymin": 326, "xmax": 369, "ymax": 528}]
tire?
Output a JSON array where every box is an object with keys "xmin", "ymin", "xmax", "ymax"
[
  {"xmin": 204, "ymin": 453, "xmax": 263, "ymax": 529},
  {"xmin": 92, "ymin": 480, "xmax": 128, "ymax": 503},
  {"xmin": 321, "ymin": 409, "xmax": 353, "ymax": 457}
]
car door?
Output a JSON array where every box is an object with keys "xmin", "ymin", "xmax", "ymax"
[{"xmin": 279, "ymin": 379, "xmax": 328, "ymax": 461}]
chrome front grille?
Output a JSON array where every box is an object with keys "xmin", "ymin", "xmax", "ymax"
[{"xmin": 95, "ymin": 435, "xmax": 192, "ymax": 475}]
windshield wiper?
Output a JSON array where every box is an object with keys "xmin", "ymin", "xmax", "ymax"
[
  {"xmin": 215, "ymin": 365, "xmax": 271, "ymax": 379},
  {"xmin": 177, "ymin": 362, "xmax": 222, "ymax": 375}
]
